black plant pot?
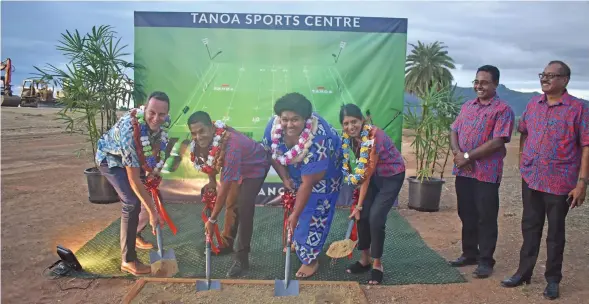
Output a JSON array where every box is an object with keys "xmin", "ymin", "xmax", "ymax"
[
  {"xmin": 407, "ymin": 176, "xmax": 445, "ymax": 212},
  {"xmin": 84, "ymin": 167, "xmax": 119, "ymax": 204}
]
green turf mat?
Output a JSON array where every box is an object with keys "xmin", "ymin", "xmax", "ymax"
[{"xmin": 70, "ymin": 203, "xmax": 465, "ymax": 285}]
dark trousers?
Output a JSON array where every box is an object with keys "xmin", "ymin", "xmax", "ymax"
[
  {"xmin": 220, "ymin": 185, "xmax": 239, "ymax": 248},
  {"xmin": 224, "ymin": 176, "xmax": 267, "ymax": 262},
  {"xmin": 455, "ymin": 176, "xmax": 500, "ymax": 267},
  {"xmin": 516, "ymin": 180, "xmax": 569, "ymax": 283},
  {"xmin": 357, "ymin": 172, "xmax": 405, "ymax": 259},
  {"xmin": 98, "ymin": 162, "xmax": 149, "ymax": 263}
]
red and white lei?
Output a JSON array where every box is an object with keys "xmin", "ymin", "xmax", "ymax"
[{"xmin": 270, "ymin": 114, "xmax": 318, "ymax": 165}]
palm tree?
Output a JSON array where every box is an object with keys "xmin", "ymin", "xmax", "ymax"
[
  {"xmin": 34, "ymin": 25, "xmax": 142, "ymax": 165},
  {"xmin": 405, "ymin": 41, "xmax": 456, "ymax": 97}
]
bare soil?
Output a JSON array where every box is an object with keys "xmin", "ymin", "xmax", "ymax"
[
  {"xmin": 2, "ymin": 107, "xmax": 588, "ymax": 304},
  {"xmin": 131, "ymin": 282, "xmax": 365, "ymax": 304}
]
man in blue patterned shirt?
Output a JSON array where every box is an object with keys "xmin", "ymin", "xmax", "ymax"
[{"xmin": 96, "ymin": 91, "xmax": 168, "ymax": 276}]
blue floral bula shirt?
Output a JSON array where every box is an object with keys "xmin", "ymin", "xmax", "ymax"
[{"xmin": 95, "ymin": 112, "xmax": 141, "ymax": 168}]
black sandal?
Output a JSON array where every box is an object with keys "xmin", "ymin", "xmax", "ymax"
[
  {"xmin": 346, "ymin": 261, "xmax": 371, "ymax": 274},
  {"xmin": 368, "ymin": 268, "xmax": 383, "ymax": 285}
]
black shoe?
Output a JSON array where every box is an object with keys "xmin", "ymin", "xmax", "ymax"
[
  {"xmin": 227, "ymin": 259, "xmax": 249, "ymax": 277},
  {"xmin": 448, "ymin": 256, "xmax": 478, "ymax": 267},
  {"xmin": 543, "ymin": 282, "xmax": 559, "ymax": 300},
  {"xmin": 500, "ymin": 274, "xmax": 531, "ymax": 288},
  {"xmin": 472, "ymin": 264, "xmax": 493, "ymax": 278}
]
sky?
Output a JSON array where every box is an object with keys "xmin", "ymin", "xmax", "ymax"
[{"xmin": 2, "ymin": 0, "xmax": 589, "ymax": 99}]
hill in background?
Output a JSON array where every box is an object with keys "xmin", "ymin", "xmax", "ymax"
[{"xmin": 403, "ymin": 84, "xmax": 589, "ymax": 116}]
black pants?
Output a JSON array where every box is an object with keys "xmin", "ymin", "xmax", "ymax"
[
  {"xmin": 225, "ymin": 175, "xmax": 267, "ymax": 262},
  {"xmin": 99, "ymin": 162, "xmax": 149, "ymax": 263},
  {"xmin": 455, "ymin": 176, "xmax": 500, "ymax": 267},
  {"xmin": 357, "ymin": 172, "xmax": 405, "ymax": 259},
  {"xmin": 516, "ymin": 180, "xmax": 569, "ymax": 283}
]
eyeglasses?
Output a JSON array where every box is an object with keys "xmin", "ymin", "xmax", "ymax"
[{"xmin": 538, "ymin": 73, "xmax": 568, "ymax": 80}]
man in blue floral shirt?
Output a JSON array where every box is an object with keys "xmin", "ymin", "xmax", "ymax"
[{"xmin": 96, "ymin": 91, "xmax": 168, "ymax": 276}]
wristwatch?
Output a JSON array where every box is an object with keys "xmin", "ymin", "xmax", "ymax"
[
  {"xmin": 579, "ymin": 177, "xmax": 589, "ymax": 186},
  {"xmin": 464, "ymin": 152, "xmax": 469, "ymax": 159},
  {"xmin": 208, "ymin": 217, "xmax": 217, "ymax": 224}
]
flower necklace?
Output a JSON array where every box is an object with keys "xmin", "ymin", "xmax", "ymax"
[
  {"xmin": 342, "ymin": 124, "xmax": 374, "ymax": 185},
  {"xmin": 130, "ymin": 106, "xmax": 171, "ymax": 176},
  {"xmin": 270, "ymin": 115, "xmax": 318, "ymax": 166},
  {"xmin": 190, "ymin": 120, "xmax": 228, "ymax": 174}
]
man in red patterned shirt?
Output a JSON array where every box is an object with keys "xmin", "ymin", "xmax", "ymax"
[
  {"xmin": 188, "ymin": 111, "xmax": 271, "ymax": 277},
  {"xmin": 501, "ymin": 61, "xmax": 588, "ymax": 300},
  {"xmin": 449, "ymin": 65, "xmax": 515, "ymax": 279}
]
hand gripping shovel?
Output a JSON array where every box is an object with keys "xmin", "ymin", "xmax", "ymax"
[
  {"xmin": 149, "ymin": 224, "xmax": 179, "ymax": 277},
  {"xmin": 196, "ymin": 211, "xmax": 221, "ymax": 291},
  {"xmin": 274, "ymin": 227, "xmax": 299, "ymax": 297}
]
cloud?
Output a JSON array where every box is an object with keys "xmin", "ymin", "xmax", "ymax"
[
  {"xmin": 2, "ymin": 0, "xmax": 587, "ymax": 97},
  {"xmin": 395, "ymin": 1, "xmax": 589, "ymax": 92}
]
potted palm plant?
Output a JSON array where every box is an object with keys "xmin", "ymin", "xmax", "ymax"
[
  {"xmin": 404, "ymin": 84, "xmax": 461, "ymax": 211},
  {"xmin": 34, "ymin": 25, "xmax": 142, "ymax": 204}
]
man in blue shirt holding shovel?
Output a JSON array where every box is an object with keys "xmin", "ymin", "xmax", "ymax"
[{"xmin": 95, "ymin": 91, "xmax": 171, "ymax": 276}]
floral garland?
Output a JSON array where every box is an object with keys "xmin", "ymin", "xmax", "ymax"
[
  {"xmin": 130, "ymin": 106, "xmax": 178, "ymax": 235},
  {"xmin": 190, "ymin": 120, "xmax": 229, "ymax": 175},
  {"xmin": 270, "ymin": 115, "xmax": 318, "ymax": 166},
  {"xmin": 342, "ymin": 124, "xmax": 375, "ymax": 185},
  {"xmin": 130, "ymin": 106, "xmax": 171, "ymax": 176}
]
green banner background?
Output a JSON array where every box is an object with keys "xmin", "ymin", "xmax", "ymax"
[{"xmin": 134, "ymin": 12, "xmax": 407, "ymax": 184}]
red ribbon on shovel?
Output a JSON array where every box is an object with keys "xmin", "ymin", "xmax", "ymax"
[
  {"xmin": 145, "ymin": 176, "xmax": 177, "ymax": 235},
  {"xmin": 348, "ymin": 188, "xmax": 360, "ymax": 259},
  {"xmin": 201, "ymin": 187, "xmax": 223, "ymax": 255},
  {"xmin": 281, "ymin": 190, "xmax": 296, "ymax": 249}
]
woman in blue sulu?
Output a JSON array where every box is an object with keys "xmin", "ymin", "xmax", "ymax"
[{"xmin": 262, "ymin": 92, "xmax": 343, "ymax": 278}]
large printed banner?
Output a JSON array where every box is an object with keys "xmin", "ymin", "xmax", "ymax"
[{"xmin": 134, "ymin": 11, "xmax": 407, "ymax": 205}]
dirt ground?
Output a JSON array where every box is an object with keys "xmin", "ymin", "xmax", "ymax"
[
  {"xmin": 131, "ymin": 282, "xmax": 365, "ymax": 304},
  {"xmin": 2, "ymin": 107, "xmax": 588, "ymax": 304}
]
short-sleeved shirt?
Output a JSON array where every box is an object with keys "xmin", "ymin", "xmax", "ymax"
[
  {"xmin": 450, "ymin": 95, "xmax": 515, "ymax": 183},
  {"xmin": 220, "ymin": 128, "xmax": 270, "ymax": 182},
  {"xmin": 96, "ymin": 111, "xmax": 150, "ymax": 168},
  {"xmin": 262, "ymin": 113, "xmax": 343, "ymax": 194},
  {"xmin": 518, "ymin": 90, "xmax": 589, "ymax": 195},
  {"xmin": 372, "ymin": 127, "xmax": 405, "ymax": 177}
]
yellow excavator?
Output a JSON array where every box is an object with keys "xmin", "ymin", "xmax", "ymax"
[
  {"xmin": 20, "ymin": 79, "xmax": 58, "ymax": 107},
  {"xmin": 1, "ymin": 58, "xmax": 23, "ymax": 107}
]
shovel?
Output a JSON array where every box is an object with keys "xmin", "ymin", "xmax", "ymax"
[
  {"xmin": 196, "ymin": 209, "xmax": 221, "ymax": 292},
  {"xmin": 195, "ymin": 232, "xmax": 222, "ymax": 291},
  {"xmin": 326, "ymin": 219, "xmax": 357, "ymax": 259},
  {"xmin": 274, "ymin": 227, "xmax": 299, "ymax": 297},
  {"xmin": 149, "ymin": 224, "xmax": 179, "ymax": 277}
]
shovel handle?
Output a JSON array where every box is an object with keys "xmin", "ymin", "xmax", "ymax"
[
  {"xmin": 205, "ymin": 237, "xmax": 212, "ymax": 281},
  {"xmin": 284, "ymin": 227, "xmax": 293, "ymax": 285},
  {"xmin": 151, "ymin": 195, "xmax": 164, "ymax": 257},
  {"xmin": 156, "ymin": 224, "xmax": 163, "ymax": 257},
  {"xmin": 203, "ymin": 207, "xmax": 213, "ymax": 281},
  {"xmin": 345, "ymin": 219, "xmax": 355, "ymax": 239}
]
